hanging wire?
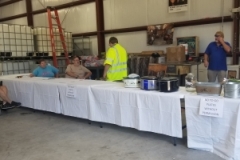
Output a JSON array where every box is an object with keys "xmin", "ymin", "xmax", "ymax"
[
  {"xmin": 37, "ymin": 0, "xmax": 71, "ymax": 26},
  {"xmin": 37, "ymin": 0, "xmax": 45, "ymax": 9},
  {"xmin": 146, "ymin": 0, "xmax": 149, "ymax": 26},
  {"xmin": 61, "ymin": 7, "xmax": 71, "ymax": 25},
  {"xmin": 111, "ymin": 0, "xmax": 114, "ymax": 35},
  {"xmin": 221, "ymin": 0, "xmax": 224, "ymax": 31}
]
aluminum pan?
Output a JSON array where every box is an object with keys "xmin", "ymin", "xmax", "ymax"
[{"xmin": 195, "ymin": 82, "xmax": 221, "ymax": 87}]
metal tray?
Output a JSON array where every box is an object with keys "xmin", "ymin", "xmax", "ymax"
[{"xmin": 195, "ymin": 82, "xmax": 222, "ymax": 96}]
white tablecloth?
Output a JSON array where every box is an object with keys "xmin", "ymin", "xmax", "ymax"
[
  {"xmin": 0, "ymin": 75, "xmax": 184, "ymax": 138},
  {"xmin": 1, "ymin": 74, "xmax": 41, "ymax": 108},
  {"xmin": 89, "ymin": 84, "xmax": 184, "ymax": 138},
  {"xmin": 185, "ymin": 95, "xmax": 240, "ymax": 160},
  {"xmin": 55, "ymin": 79, "xmax": 117, "ymax": 119},
  {"xmin": 33, "ymin": 80, "xmax": 61, "ymax": 113}
]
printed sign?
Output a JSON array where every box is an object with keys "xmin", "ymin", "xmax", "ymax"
[
  {"xmin": 168, "ymin": 0, "xmax": 188, "ymax": 13},
  {"xmin": 199, "ymin": 97, "xmax": 223, "ymax": 118},
  {"xmin": 66, "ymin": 84, "xmax": 77, "ymax": 98}
]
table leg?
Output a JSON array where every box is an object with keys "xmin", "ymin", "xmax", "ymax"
[
  {"xmin": 88, "ymin": 120, "xmax": 91, "ymax": 125},
  {"xmin": 99, "ymin": 122, "xmax": 103, "ymax": 128},
  {"xmin": 96, "ymin": 69, "xmax": 100, "ymax": 80},
  {"xmin": 173, "ymin": 137, "xmax": 177, "ymax": 146}
]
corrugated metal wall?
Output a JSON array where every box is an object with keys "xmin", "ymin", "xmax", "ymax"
[{"xmin": 0, "ymin": 0, "xmax": 234, "ymax": 55}]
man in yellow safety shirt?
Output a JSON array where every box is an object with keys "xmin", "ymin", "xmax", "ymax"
[{"xmin": 103, "ymin": 37, "xmax": 128, "ymax": 81}]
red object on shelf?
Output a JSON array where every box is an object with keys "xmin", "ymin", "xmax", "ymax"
[{"xmin": 47, "ymin": 6, "xmax": 69, "ymax": 68}]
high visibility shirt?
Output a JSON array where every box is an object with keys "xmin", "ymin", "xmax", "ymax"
[{"xmin": 104, "ymin": 43, "xmax": 128, "ymax": 81}]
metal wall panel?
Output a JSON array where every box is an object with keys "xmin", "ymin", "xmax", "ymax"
[
  {"xmin": 103, "ymin": 0, "xmax": 232, "ymax": 30},
  {"xmin": 2, "ymin": 17, "xmax": 28, "ymax": 25},
  {"xmin": 32, "ymin": 0, "xmax": 79, "ymax": 11},
  {"xmin": 33, "ymin": 3, "xmax": 96, "ymax": 33},
  {"xmin": 105, "ymin": 22, "xmax": 232, "ymax": 53},
  {"xmin": 0, "ymin": 0, "xmax": 26, "ymax": 18}
]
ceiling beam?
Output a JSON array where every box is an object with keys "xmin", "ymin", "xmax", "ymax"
[
  {"xmin": 95, "ymin": 0, "xmax": 105, "ymax": 57},
  {"xmin": 25, "ymin": 0, "xmax": 34, "ymax": 27},
  {"xmin": 0, "ymin": 13, "xmax": 27, "ymax": 22},
  {"xmin": 72, "ymin": 16, "xmax": 233, "ymax": 38}
]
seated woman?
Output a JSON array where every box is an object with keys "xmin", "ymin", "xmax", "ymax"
[
  {"xmin": 30, "ymin": 59, "xmax": 59, "ymax": 78},
  {"xmin": 0, "ymin": 84, "xmax": 21, "ymax": 110},
  {"xmin": 65, "ymin": 56, "xmax": 92, "ymax": 79}
]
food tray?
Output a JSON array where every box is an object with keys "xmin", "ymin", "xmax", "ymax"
[{"xmin": 195, "ymin": 82, "xmax": 222, "ymax": 96}]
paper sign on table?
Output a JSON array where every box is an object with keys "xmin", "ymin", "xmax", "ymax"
[
  {"xmin": 66, "ymin": 84, "xmax": 77, "ymax": 98},
  {"xmin": 199, "ymin": 97, "xmax": 223, "ymax": 118}
]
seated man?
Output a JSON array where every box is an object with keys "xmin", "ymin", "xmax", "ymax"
[
  {"xmin": 0, "ymin": 84, "xmax": 21, "ymax": 110},
  {"xmin": 30, "ymin": 59, "xmax": 59, "ymax": 78}
]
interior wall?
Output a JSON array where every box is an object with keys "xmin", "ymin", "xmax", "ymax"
[
  {"xmin": 0, "ymin": 0, "xmax": 235, "ymax": 57},
  {"xmin": 101, "ymin": 0, "xmax": 233, "ymax": 56},
  {"xmin": 1, "ymin": 17, "xmax": 28, "ymax": 25},
  {"xmin": 32, "ymin": 0, "xmax": 79, "ymax": 11},
  {"xmin": 104, "ymin": 22, "xmax": 232, "ymax": 54},
  {"xmin": 0, "ymin": 0, "xmax": 26, "ymax": 18},
  {"xmin": 33, "ymin": 3, "xmax": 97, "ymax": 33},
  {"xmin": 103, "ymin": 0, "xmax": 232, "ymax": 30}
]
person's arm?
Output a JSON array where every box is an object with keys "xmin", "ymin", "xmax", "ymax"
[
  {"xmin": 82, "ymin": 67, "xmax": 92, "ymax": 79},
  {"xmin": 204, "ymin": 54, "xmax": 209, "ymax": 68},
  {"xmin": 30, "ymin": 68, "xmax": 38, "ymax": 77},
  {"xmin": 83, "ymin": 72, "xmax": 92, "ymax": 79},
  {"xmin": 103, "ymin": 49, "xmax": 114, "ymax": 80},
  {"xmin": 218, "ymin": 38, "xmax": 231, "ymax": 53},
  {"xmin": 52, "ymin": 66, "xmax": 59, "ymax": 78},
  {"xmin": 65, "ymin": 65, "xmax": 78, "ymax": 78},
  {"xmin": 66, "ymin": 71, "xmax": 77, "ymax": 78},
  {"xmin": 103, "ymin": 64, "xmax": 111, "ymax": 80}
]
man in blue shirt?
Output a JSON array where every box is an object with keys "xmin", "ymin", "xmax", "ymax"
[
  {"xmin": 30, "ymin": 59, "xmax": 59, "ymax": 78},
  {"xmin": 204, "ymin": 31, "xmax": 231, "ymax": 82}
]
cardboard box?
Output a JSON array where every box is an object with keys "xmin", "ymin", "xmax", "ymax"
[
  {"xmin": 166, "ymin": 65, "xmax": 190, "ymax": 75},
  {"xmin": 166, "ymin": 46, "xmax": 186, "ymax": 62}
]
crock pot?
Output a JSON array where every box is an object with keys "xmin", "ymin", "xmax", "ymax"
[
  {"xmin": 140, "ymin": 76, "xmax": 158, "ymax": 90},
  {"xmin": 123, "ymin": 74, "xmax": 140, "ymax": 88},
  {"xmin": 158, "ymin": 77, "xmax": 179, "ymax": 92}
]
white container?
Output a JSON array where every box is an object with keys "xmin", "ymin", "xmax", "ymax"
[
  {"xmin": 10, "ymin": 33, "xmax": 15, "ymax": 38},
  {"xmin": 9, "ymin": 25, "xmax": 15, "ymax": 32},
  {"xmin": 15, "ymin": 25, "xmax": 21, "ymax": 33},
  {"xmin": 11, "ymin": 46, "xmax": 16, "ymax": 51},
  {"xmin": 157, "ymin": 57, "xmax": 165, "ymax": 64},
  {"xmin": 21, "ymin": 26, "xmax": 26, "ymax": 33},
  {"xmin": 185, "ymin": 73, "xmax": 196, "ymax": 92},
  {"xmin": 123, "ymin": 78, "xmax": 139, "ymax": 88}
]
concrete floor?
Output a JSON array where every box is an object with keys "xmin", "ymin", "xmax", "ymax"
[{"xmin": 0, "ymin": 108, "xmax": 223, "ymax": 160}]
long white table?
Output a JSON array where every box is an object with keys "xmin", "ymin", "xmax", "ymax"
[
  {"xmin": 2, "ymin": 74, "xmax": 240, "ymax": 159},
  {"xmin": 0, "ymin": 74, "xmax": 184, "ymax": 139},
  {"xmin": 185, "ymin": 95, "xmax": 240, "ymax": 160},
  {"xmin": 89, "ymin": 84, "xmax": 184, "ymax": 138}
]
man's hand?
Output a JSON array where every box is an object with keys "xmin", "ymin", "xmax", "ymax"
[
  {"xmin": 204, "ymin": 60, "xmax": 209, "ymax": 68},
  {"xmin": 217, "ymin": 37, "xmax": 224, "ymax": 44}
]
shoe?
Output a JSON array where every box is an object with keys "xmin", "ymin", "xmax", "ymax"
[
  {"xmin": 1, "ymin": 103, "xmax": 15, "ymax": 110},
  {"xmin": 11, "ymin": 101, "xmax": 21, "ymax": 107}
]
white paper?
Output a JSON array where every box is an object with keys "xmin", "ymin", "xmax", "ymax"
[
  {"xmin": 199, "ymin": 97, "xmax": 223, "ymax": 118},
  {"xmin": 66, "ymin": 84, "xmax": 77, "ymax": 98}
]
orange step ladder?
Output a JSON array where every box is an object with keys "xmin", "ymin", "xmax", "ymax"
[{"xmin": 47, "ymin": 6, "xmax": 69, "ymax": 68}]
